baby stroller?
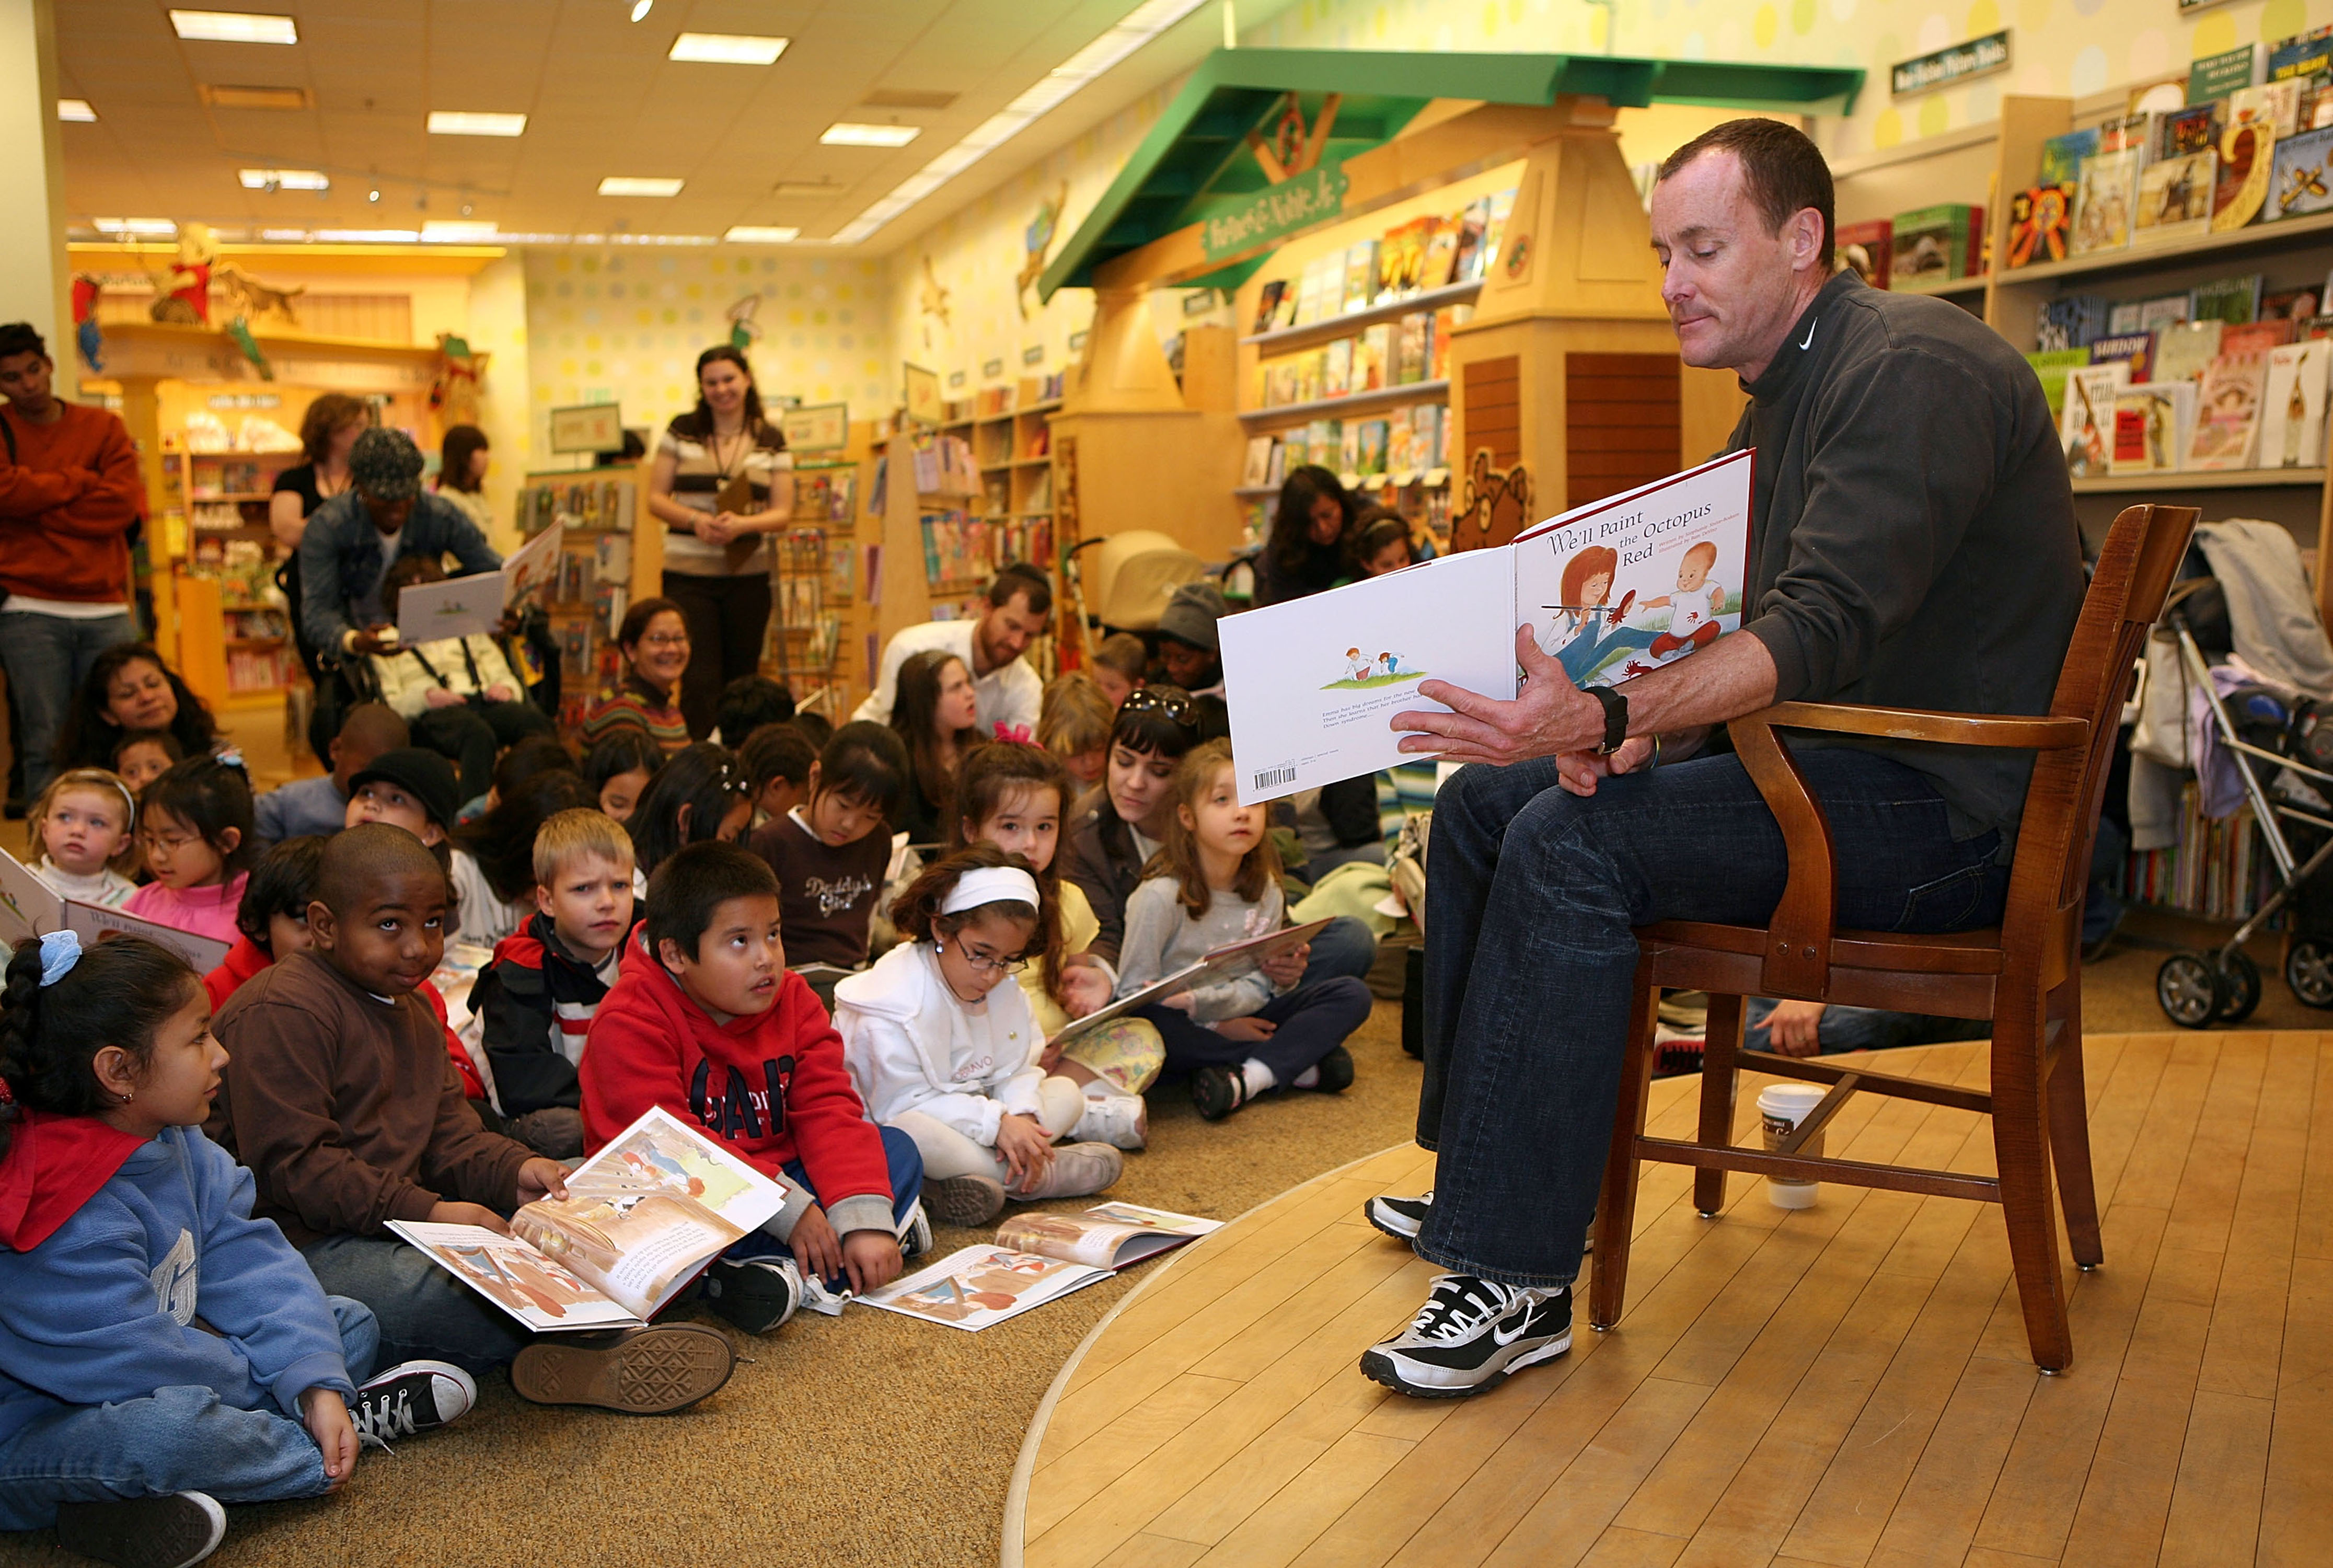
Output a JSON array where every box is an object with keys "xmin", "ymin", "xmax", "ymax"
[{"xmin": 2154, "ymin": 612, "xmax": 2333, "ymax": 1026}]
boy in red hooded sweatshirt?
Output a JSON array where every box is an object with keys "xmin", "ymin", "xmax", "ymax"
[{"xmin": 581, "ymin": 840, "xmax": 925, "ymax": 1334}]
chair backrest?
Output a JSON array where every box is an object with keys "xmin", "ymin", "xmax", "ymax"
[{"xmin": 2002, "ymin": 503, "xmax": 2198, "ymax": 953}]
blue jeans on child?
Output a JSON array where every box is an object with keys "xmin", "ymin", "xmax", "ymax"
[
  {"xmin": 302, "ymin": 1235, "xmax": 531, "ymax": 1378},
  {"xmin": 723, "ymin": 1123, "xmax": 925, "ymax": 1292},
  {"xmin": 1303, "ymin": 916, "xmax": 1378, "ymax": 988},
  {"xmin": 0, "ymin": 1297, "xmax": 377, "ymax": 1531},
  {"xmin": 1417, "ymin": 747, "xmax": 2009, "ymax": 1289},
  {"xmin": 1139, "ymin": 977, "xmax": 1374, "ymax": 1088},
  {"xmin": 1743, "ymin": 997, "xmax": 1991, "ymax": 1054}
]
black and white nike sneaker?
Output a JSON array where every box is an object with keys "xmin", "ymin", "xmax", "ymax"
[
  {"xmin": 1364, "ymin": 1190, "xmax": 1432, "ymax": 1241},
  {"xmin": 1359, "ymin": 1274, "xmax": 1572, "ymax": 1398}
]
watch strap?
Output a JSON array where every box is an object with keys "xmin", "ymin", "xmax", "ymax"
[{"xmin": 1590, "ymin": 685, "xmax": 1629, "ymax": 754}]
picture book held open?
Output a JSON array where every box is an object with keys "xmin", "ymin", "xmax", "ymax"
[
  {"xmin": 0, "ymin": 846, "xmax": 230, "ymax": 974},
  {"xmin": 1218, "ymin": 449, "xmax": 1754, "ymax": 804},
  {"xmin": 1049, "ymin": 917, "xmax": 1332, "ymax": 1050},
  {"xmin": 393, "ymin": 521, "xmax": 563, "ymax": 643},
  {"xmin": 389, "ymin": 1106, "xmax": 791, "ymax": 1330}
]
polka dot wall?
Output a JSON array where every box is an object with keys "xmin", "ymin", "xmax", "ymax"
[{"xmin": 523, "ymin": 248, "xmax": 893, "ymax": 439}]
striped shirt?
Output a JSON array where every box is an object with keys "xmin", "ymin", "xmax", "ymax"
[
  {"xmin": 657, "ymin": 416, "xmax": 791, "ymax": 577},
  {"xmin": 581, "ymin": 673, "xmax": 692, "ymax": 754}
]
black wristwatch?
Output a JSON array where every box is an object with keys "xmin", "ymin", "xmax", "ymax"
[{"xmin": 1589, "ymin": 685, "xmax": 1629, "ymax": 755}]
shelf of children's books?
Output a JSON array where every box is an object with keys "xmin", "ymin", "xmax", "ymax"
[
  {"xmin": 1242, "ymin": 281, "xmax": 1484, "ymax": 353},
  {"xmin": 188, "ymin": 491, "xmax": 274, "ymax": 503},
  {"xmin": 2000, "ymin": 209, "xmax": 2333, "ymax": 289},
  {"xmin": 1892, "ymin": 273, "xmax": 1987, "ymax": 298},
  {"xmin": 2071, "ymin": 466, "xmax": 2328, "ymax": 493},
  {"xmin": 1009, "ymin": 455, "xmax": 1051, "ymax": 468},
  {"xmin": 1015, "ymin": 510, "xmax": 1054, "ymax": 518},
  {"xmin": 1240, "ymin": 379, "xmax": 1452, "ymax": 425},
  {"xmin": 1359, "ymin": 467, "xmax": 1452, "ymax": 490}
]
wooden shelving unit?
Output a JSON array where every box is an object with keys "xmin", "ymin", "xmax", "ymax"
[
  {"xmin": 2073, "ymin": 467, "xmax": 2327, "ymax": 494},
  {"xmin": 1239, "ymin": 378, "xmax": 1453, "ymax": 426}
]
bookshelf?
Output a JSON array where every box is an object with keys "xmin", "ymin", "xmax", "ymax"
[
  {"xmin": 514, "ymin": 466, "xmax": 654, "ymax": 732},
  {"xmin": 764, "ymin": 435, "xmax": 879, "ymax": 721}
]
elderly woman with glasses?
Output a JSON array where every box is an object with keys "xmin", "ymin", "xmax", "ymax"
[{"xmin": 579, "ymin": 597, "xmax": 694, "ymax": 756}]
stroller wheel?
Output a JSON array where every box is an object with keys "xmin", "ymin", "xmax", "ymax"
[
  {"xmin": 2288, "ymin": 939, "xmax": 2333, "ymax": 1009},
  {"xmin": 2217, "ymin": 951, "xmax": 2262, "ymax": 1025},
  {"xmin": 2157, "ymin": 952, "xmax": 2224, "ymax": 1029}
]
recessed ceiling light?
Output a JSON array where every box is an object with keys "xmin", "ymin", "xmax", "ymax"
[
  {"xmin": 428, "ymin": 110, "xmax": 527, "ymax": 136},
  {"xmin": 421, "ymin": 220, "xmax": 499, "ymax": 241},
  {"xmin": 259, "ymin": 227, "xmax": 311, "ymax": 240},
  {"xmin": 198, "ymin": 83, "xmax": 310, "ymax": 110},
  {"xmin": 599, "ymin": 176, "xmax": 684, "ymax": 197},
  {"xmin": 238, "ymin": 167, "xmax": 329, "ymax": 190},
  {"xmin": 311, "ymin": 228, "xmax": 421, "ymax": 242},
  {"xmin": 57, "ymin": 98, "xmax": 96, "ymax": 122},
  {"xmin": 93, "ymin": 218, "xmax": 179, "ymax": 236},
  {"xmin": 724, "ymin": 225, "xmax": 801, "ymax": 243},
  {"xmin": 169, "ymin": 10, "xmax": 297, "ymax": 44},
  {"xmin": 821, "ymin": 122, "xmax": 921, "ymax": 147},
  {"xmin": 669, "ymin": 32, "xmax": 788, "ymax": 64}
]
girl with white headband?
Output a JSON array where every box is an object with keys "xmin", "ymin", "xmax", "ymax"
[
  {"xmin": 835, "ymin": 845, "xmax": 1125, "ymax": 1228},
  {"xmin": 27, "ymin": 767, "xmax": 140, "ymax": 909}
]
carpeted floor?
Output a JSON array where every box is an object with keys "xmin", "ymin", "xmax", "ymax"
[{"xmin": 3, "ymin": 710, "xmax": 2324, "ymax": 1565}]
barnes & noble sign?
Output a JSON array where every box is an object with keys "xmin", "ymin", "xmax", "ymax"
[{"xmin": 1891, "ymin": 30, "xmax": 2010, "ymax": 97}]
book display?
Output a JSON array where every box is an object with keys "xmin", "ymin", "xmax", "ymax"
[{"xmin": 515, "ymin": 469, "xmax": 652, "ymax": 730}]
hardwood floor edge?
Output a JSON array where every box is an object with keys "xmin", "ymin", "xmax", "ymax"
[{"xmin": 998, "ymin": 1141, "xmax": 1429, "ymax": 1568}]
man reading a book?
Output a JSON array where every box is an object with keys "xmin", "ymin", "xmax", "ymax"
[{"xmin": 1359, "ymin": 118, "xmax": 2085, "ymax": 1399}]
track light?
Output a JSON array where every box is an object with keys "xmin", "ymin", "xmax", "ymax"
[{"xmin": 630, "ymin": 0, "xmax": 652, "ymax": 19}]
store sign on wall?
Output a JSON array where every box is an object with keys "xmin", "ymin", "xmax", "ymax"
[
  {"xmin": 1891, "ymin": 30, "xmax": 2009, "ymax": 96},
  {"xmin": 1200, "ymin": 162, "xmax": 1348, "ymax": 261}
]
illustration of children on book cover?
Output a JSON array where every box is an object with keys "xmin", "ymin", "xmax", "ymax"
[
  {"xmin": 1322, "ymin": 647, "xmax": 1422, "ymax": 690},
  {"xmin": 1529, "ymin": 531, "xmax": 1742, "ymax": 689}
]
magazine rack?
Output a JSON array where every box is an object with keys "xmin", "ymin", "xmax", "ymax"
[{"xmin": 1590, "ymin": 501, "xmax": 2197, "ymax": 1371}]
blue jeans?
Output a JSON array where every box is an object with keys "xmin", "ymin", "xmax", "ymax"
[
  {"xmin": 1743, "ymin": 997, "xmax": 1990, "ymax": 1054},
  {"xmin": 1303, "ymin": 915, "xmax": 1378, "ymax": 988},
  {"xmin": 1139, "ymin": 977, "xmax": 1374, "ymax": 1086},
  {"xmin": 303, "ymin": 1233, "xmax": 532, "ymax": 1377},
  {"xmin": 1418, "ymin": 747, "xmax": 2008, "ymax": 1288},
  {"xmin": 0, "ymin": 1297, "xmax": 376, "ymax": 1530},
  {"xmin": 723, "ymin": 1124, "xmax": 925, "ymax": 1293},
  {"xmin": 0, "ymin": 609, "xmax": 137, "ymax": 798}
]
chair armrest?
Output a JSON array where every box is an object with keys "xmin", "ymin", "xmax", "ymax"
[{"xmin": 1759, "ymin": 701, "xmax": 2088, "ymax": 751}]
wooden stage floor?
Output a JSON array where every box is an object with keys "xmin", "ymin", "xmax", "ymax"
[{"xmin": 1004, "ymin": 1032, "xmax": 2333, "ymax": 1568}]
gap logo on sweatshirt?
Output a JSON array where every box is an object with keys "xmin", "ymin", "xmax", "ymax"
[
  {"xmin": 689, "ymin": 1055, "xmax": 796, "ymax": 1143},
  {"xmin": 149, "ymin": 1228, "xmax": 198, "ymax": 1325}
]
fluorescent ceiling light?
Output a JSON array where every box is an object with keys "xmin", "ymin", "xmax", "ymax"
[
  {"xmin": 239, "ymin": 167, "xmax": 329, "ymax": 190},
  {"xmin": 57, "ymin": 98, "xmax": 96, "ymax": 122},
  {"xmin": 832, "ymin": 0, "xmax": 1206, "ymax": 245},
  {"xmin": 311, "ymin": 228, "xmax": 420, "ymax": 242},
  {"xmin": 259, "ymin": 227, "xmax": 311, "ymax": 240},
  {"xmin": 669, "ymin": 32, "xmax": 788, "ymax": 64},
  {"xmin": 598, "ymin": 176, "xmax": 684, "ymax": 197},
  {"xmin": 94, "ymin": 218, "xmax": 180, "ymax": 236},
  {"xmin": 725, "ymin": 225, "xmax": 802, "ymax": 243},
  {"xmin": 428, "ymin": 110, "xmax": 527, "ymax": 136},
  {"xmin": 821, "ymin": 122, "xmax": 921, "ymax": 147},
  {"xmin": 169, "ymin": 9, "xmax": 297, "ymax": 43},
  {"xmin": 421, "ymin": 220, "xmax": 499, "ymax": 241}
]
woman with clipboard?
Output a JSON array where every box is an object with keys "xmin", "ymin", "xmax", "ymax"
[{"xmin": 644, "ymin": 347, "xmax": 795, "ymax": 738}]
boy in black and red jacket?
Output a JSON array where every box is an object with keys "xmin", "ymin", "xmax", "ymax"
[
  {"xmin": 472, "ymin": 810, "xmax": 637, "ymax": 1158},
  {"xmin": 579, "ymin": 840, "xmax": 926, "ymax": 1334}
]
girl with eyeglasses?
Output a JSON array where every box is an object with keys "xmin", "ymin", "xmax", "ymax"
[
  {"xmin": 579, "ymin": 598, "xmax": 694, "ymax": 757},
  {"xmin": 122, "ymin": 754, "xmax": 258, "ymax": 944},
  {"xmin": 835, "ymin": 844, "xmax": 1124, "ymax": 1229}
]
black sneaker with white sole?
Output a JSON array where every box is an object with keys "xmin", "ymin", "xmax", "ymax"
[
  {"xmin": 1359, "ymin": 1274, "xmax": 1572, "ymax": 1398},
  {"xmin": 53, "ymin": 1492, "xmax": 226, "ymax": 1568},
  {"xmin": 701, "ymin": 1254, "xmax": 802, "ymax": 1334},
  {"xmin": 1364, "ymin": 1189, "xmax": 1432, "ymax": 1241},
  {"xmin": 353, "ymin": 1360, "xmax": 476, "ymax": 1448}
]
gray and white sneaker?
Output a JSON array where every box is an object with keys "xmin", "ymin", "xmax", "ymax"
[
  {"xmin": 1072, "ymin": 1093, "xmax": 1149, "ymax": 1150},
  {"xmin": 899, "ymin": 1199, "xmax": 935, "ymax": 1260},
  {"xmin": 1365, "ymin": 1190, "xmax": 1432, "ymax": 1241},
  {"xmin": 1360, "ymin": 1274, "xmax": 1571, "ymax": 1398}
]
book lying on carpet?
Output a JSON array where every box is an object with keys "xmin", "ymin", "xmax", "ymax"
[
  {"xmin": 996, "ymin": 1203, "xmax": 1225, "ymax": 1270},
  {"xmin": 856, "ymin": 1246, "xmax": 1115, "ymax": 1331},
  {"xmin": 389, "ymin": 1106, "xmax": 790, "ymax": 1330},
  {"xmin": 0, "ymin": 847, "xmax": 230, "ymax": 973},
  {"xmin": 1219, "ymin": 449, "xmax": 1754, "ymax": 804},
  {"xmin": 1050, "ymin": 917, "xmax": 1333, "ymax": 1048}
]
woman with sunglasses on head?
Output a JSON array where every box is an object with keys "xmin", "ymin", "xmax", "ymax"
[{"xmin": 645, "ymin": 347, "xmax": 794, "ymax": 739}]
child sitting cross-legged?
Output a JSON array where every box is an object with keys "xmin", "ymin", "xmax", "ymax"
[
  {"xmin": 28, "ymin": 768, "xmax": 139, "ymax": 909},
  {"xmin": 471, "ymin": 809, "xmax": 637, "ymax": 1160},
  {"xmin": 838, "ymin": 845, "xmax": 1125, "ymax": 1228},
  {"xmin": 580, "ymin": 841, "xmax": 922, "ymax": 1334},
  {"xmin": 1117, "ymin": 739, "xmax": 1373, "ymax": 1122},
  {"xmin": 0, "ymin": 932, "xmax": 476, "ymax": 1568},
  {"xmin": 123, "ymin": 755, "xmax": 257, "ymax": 945},
  {"xmin": 208, "ymin": 824, "xmax": 734, "ymax": 1412},
  {"xmin": 745, "ymin": 721, "xmax": 907, "ymax": 971}
]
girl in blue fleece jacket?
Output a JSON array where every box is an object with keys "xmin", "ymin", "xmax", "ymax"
[{"xmin": 0, "ymin": 933, "xmax": 474, "ymax": 1568}]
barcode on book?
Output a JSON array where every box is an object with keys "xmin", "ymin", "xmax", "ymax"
[{"xmin": 1253, "ymin": 765, "xmax": 1297, "ymax": 790}]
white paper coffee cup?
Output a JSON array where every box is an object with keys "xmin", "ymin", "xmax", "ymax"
[{"xmin": 1757, "ymin": 1082, "xmax": 1829, "ymax": 1209}]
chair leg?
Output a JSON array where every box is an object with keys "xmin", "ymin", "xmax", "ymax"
[
  {"xmin": 2045, "ymin": 978, "xmax": 2104, "ymax": 1271},
  {"xmin": 1991, "ymin": 1000, "xmax": 2074, "ymax": 1372},
  {"xmin": 1694, "ymin": 994, "xmax": 1744, "ymax": 1217},
  {"xmin": 1590, "ymin": 965, "xmax": 1659, "ymax": 1332}
]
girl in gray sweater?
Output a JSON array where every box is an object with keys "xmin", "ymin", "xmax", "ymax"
[{"xmin": 1115, "ymin": 741, "xmax": 1372, "ymax": 1121}]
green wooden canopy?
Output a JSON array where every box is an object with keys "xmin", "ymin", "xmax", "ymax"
[{"xmin": 1037, "ymin": 48, "xmax": 1866, "ymax": 301}]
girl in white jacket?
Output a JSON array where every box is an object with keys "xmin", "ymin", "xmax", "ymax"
[{"xmin": 835, "ymin": 846, "xmax": 1122, "ymax": 1228}]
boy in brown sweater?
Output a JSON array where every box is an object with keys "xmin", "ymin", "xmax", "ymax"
[{"xmin": 210, "ymin": 824, "xmax": 733, "ymax": 1413}]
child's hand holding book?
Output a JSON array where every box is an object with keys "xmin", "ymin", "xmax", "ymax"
[
  {"xmin": 516, "ymin": 1157, "xmax": 571, "ymax": 1206},
  {"xmin": 429, "ymin": 1200, "xmax": 512, "ymax": 1235}
]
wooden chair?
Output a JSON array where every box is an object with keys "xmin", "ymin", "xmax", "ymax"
[{"xmin": 1589, "ymin": 502, "xmax": 2198, "ymax": 1373}]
